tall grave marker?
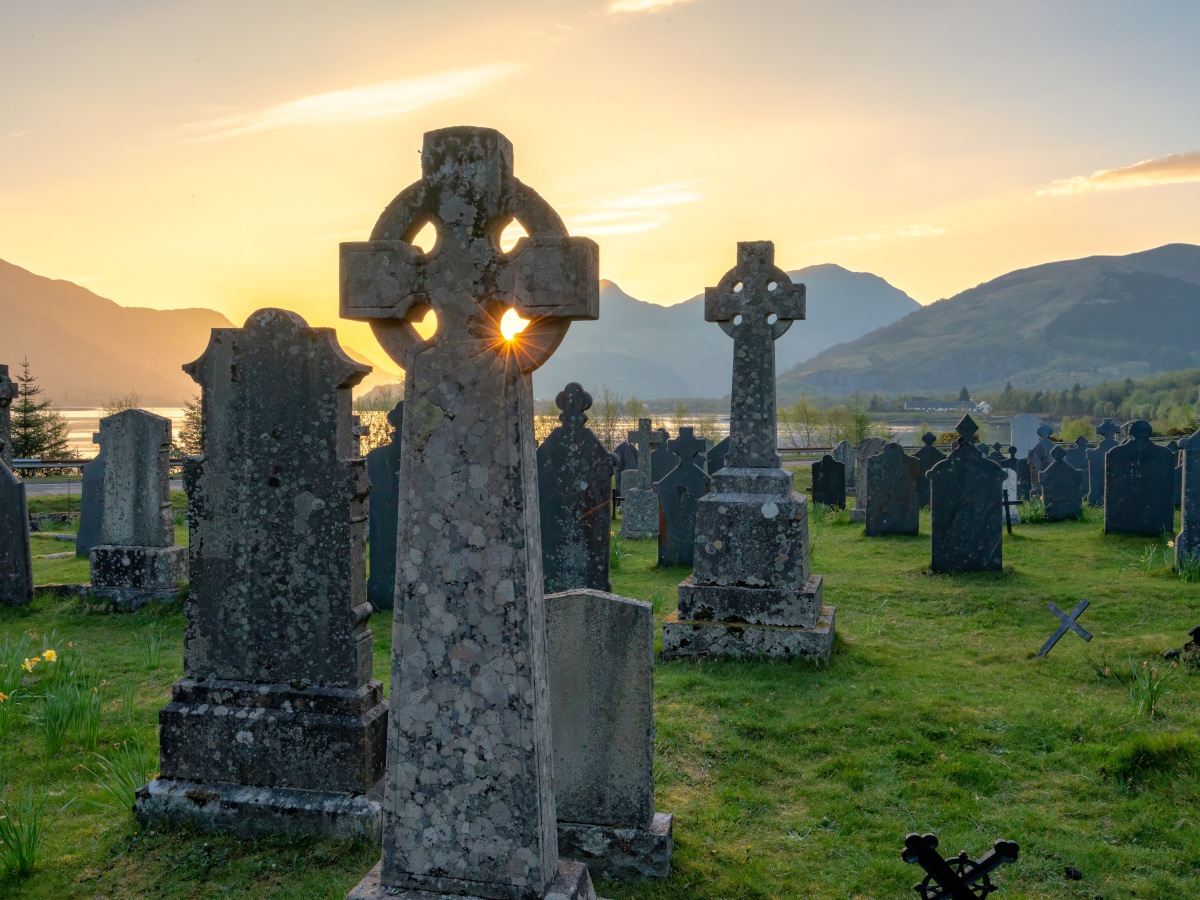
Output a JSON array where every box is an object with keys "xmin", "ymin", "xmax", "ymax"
[
  {"xmin": 1041, "ymin": 445, "xmax": 1083, "ymax": 522},
  {"xmin": 913, "ymin": 433, "xmax": 946, "ymax": 509},
  {"xmin": 1105, "ymin": 421, "xmax": 1174, "ymax": 536},
  {"xmin": 850, "ymin": 436, "xmax": 890, "ymax": 522},
  {"xmin": 832, "ymin": 439, "xmax": 855, "ymax": 495},
  {"xmin": 810, "ymin": 454, "xmax": 846, "ymax": 509},
  {"xmin": 656, "ymin": 427, "xmax": 711, "ymax": 567},
  {"xmin": 365, "ymin": 401, "xmax": 404, "ymax": 610},
  {"xmin": 340, "ymin": 127, "xmax": 600, "ymax": 900},
  {"xmin": 928, "ymin": 415, "xmax": 1004, "ymax": 573},
  {"xmin": 864, "ymin": 443, "xmax": 920, "ymax": 537}
]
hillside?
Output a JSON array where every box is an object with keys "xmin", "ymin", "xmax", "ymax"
[
  {"xmin": 532, "ymin": 264, "xmax": 919, "ymax": 400},
  {"xmin": 779, "ymin": 244, "xmax": 1200, "ymax": 398},
  {"xmin": 0, "ymin": 259, "xmax": 402, "ymax": 405}
]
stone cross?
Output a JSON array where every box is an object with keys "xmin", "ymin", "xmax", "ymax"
[
  {"xmin": 0, "ymin": 364, "xmax": 15, "ymax": 468},
  {"xmin": 341, "ymin": 127, "xmax": 600, "ymax": 900},
  {"xmin": 627, "ymin": 418, "xmax": 654, "ymax": 492},
  {"xmin": 1037, "ymin": 599, "xmax": 1093, "ymax": 657},
  {"xmin": 902, "ymin": 832, "xmax": 1020, "ymax": 900},
  {"xmin": 705, "ymin": 242, "xmax": 805, "ymax": 469},
  {"xmin": 667, "ymin": 427, "xmax": 706, "ymax": 470},
  {"xmin": 1096, "ymin": 418, "xmax": 1121, "ymax": 443}
]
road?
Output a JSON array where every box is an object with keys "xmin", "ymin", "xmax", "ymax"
[{"xmin": 25, "ymin": 478, "xmax": 184, "ymax": 497}]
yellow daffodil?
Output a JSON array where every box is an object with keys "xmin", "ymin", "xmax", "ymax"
[
  {"xmin": 42, "ymin": 649, "xmax": 57, "ymax": 662},
  {"xmin": 0, "ymin": 692, "xmax": 8, "ymax": 702},
  {"xmin": 22, "ymin": 657, "xmax": 38, "ymax": 673}
]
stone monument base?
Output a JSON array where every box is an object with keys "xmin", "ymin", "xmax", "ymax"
[
  {"xmin": 346, "ymin": 860, "xmax": 598, "ymax": 900},
  {"xmin": 677, "ymin": 574, "xmax": 823, "ymax": 627},
  {"xmin": 85, "ymin": 544, "xmax": 187, "ymax": 609},
  {"xmin": 558, "ymin": 812, "xmax": 673, "ymax": 882},
  {"xmin": 661, "ymin": 606, "xmax": 836, "ymax": 662},
  {"xmin": 135, "ymin": 777, "xmax": 382, "ymax": 840}
]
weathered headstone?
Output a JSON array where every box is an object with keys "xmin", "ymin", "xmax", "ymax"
[
  {"xmin": 0, "ymin": 446, "xmax": 33, "ymax": 605},
  {"xmin": 811, "ymin": 454, "xmax": 846, "ymax": 508},
  {"xmin": 0, "ymin": 365, "xmax": 15, "ymax": 469},
  {"xmin": 928, "ymin": 415, "xmax": 1004, "ymax": 573},
  {"xmin": 537, "ymin": 383, "xmax": 613, "ymax": 593},
  {"xmin": 1041, "ymin": 445, "xmax": 1083, "ymax": 522},
  {"xmin": 85, "ymin": 409, "xmax": 186, "ymax": 608},
  {"xmin": 832, "ymin": 439, "xmax": 855, "ymax": 494},
  {"xmin": 1027, "ymin": 423, "xmax": 1055, "ymax": 493},
  {"xmin": 1104, "ymin": 420, "xmax": 1175, "ymax": 536},
  {"xmin": 655, "ymin": 427, "xmax": 711, "ymax": 567},
  {"xmin": 663, "ymin": 242, "xmax": 833, "ymax": 662},
  {"xmin": 621, "ymin": 418, "xmax": 660, "ymax": 539},
  {"xmin": 1086, "ymin": 418, "xmax": 1121, "ymax": 507},
  {"xmin": 913, "ymin": 433, "xmax": 946, "ymax": 509},
  {"xmin": 546, "ymin": 589, "xmax": 673, "ymax": 880},
  {"xmin": 649, "ymin": 427, "xmax": 671, "ymax": 484},
  {"xmin": 706, "ymin": 435, "xmax": 729, "ymax": 475},
  {"xmin": 136, "ymin": 308, "xmax": 387, "ymax": 839},
  {"xmin": 1176, "ymin": 430, "xmax": 1200, "ymax": 570},
  {"xmin": 76, "ymin": 431, "xmax": 106, "ymax": 559},
  {"xmin": 613, "ymin": 439, "xmax": 638, "ymax": 476},
  {"xmin": 850, "ymin": 436, "xmax": 890, "ymax": 522},
  {"xmin": 339, "ymin": 127, "xmax": 600, "ymax": 900},
  {"xmin": 365, "ymin": 401, "xmax": 404, "ymax": 610},
  {"xmin": 1064, "ymin": 435, "xmax": 1092, "ymax": 497},
  {"xmin": 1009, "ymin": 413, "xmax": 1043, "ymax": 460},
  {"xmin": 864, "ymin": 443, "xmax": 920, "ymax": 536}
]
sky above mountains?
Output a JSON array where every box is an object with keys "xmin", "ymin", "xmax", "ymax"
[{"xmin": 3, "ymin": 1, "xmax": 1199, "ymax": 354}]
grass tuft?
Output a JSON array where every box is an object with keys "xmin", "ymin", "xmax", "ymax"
[
  {"xmin": 1106, "ymin": 731, "xmax": 1200, "ymax": 783},
  {"xmin": 0, "ymin": 787, "xmax": 49, "ymax": 878},
  {"xmin": 83, "ymin": 740, "xmax": 155, "ymax": 814}
]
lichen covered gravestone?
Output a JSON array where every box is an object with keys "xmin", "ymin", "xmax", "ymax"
[
  {"xmin": 927, "ymin": 416, "xmax": 1004, "ymax": 573},
  {"xmin": 0, "ymin": 445, "xmax": 33, "ymax": 605},
  {"xmin": 864, "ymin": 443, "xmax": 920, "ymax": 537},
  {"xmin": 662, "ymin": 242, "xmax": 834, "ymax": 662},
  {"xmin": 365, "ymin": 401, "xmax": 404, "ymax": 610},
  {"xmin": 537, "ymin": 382, "xmax": 613, "ymax": 593},
  {"xmin": 546, "ymin": 588, "xmax": 673, "ymax": 880},
  {"xmin": 913, "ymin": 433, "xmax": 946, "ymax": 509},
  {"xmin": 1086, "ymin": 418, "xmax": 1121, "ymax": 507},
  {"xmin": 1041, "ymin": 445, "xmax": 1084, "ymax": 522},
  {"xmin": 0, "ymin": 364, "xmax": 15, "ymax": 469},
  {"xmin": 621, "ymin": 418, "xmax": 660, "ymax": 539},
  {"xmin": 84, "ymin": 409, "xmax": 186, "ymax": 609},
  {"xmin": 810, "ymin": 454, "xmax": 845, "ymax": 509},
  {"xmin": 1105, "ymin": 421, "xmax": 1175, "ymax": 536},
  {"xmin": 655, "ymin": 427, "xmax": 711, "ymax": 567},
  {"xmin": 340, "ymin": 127, "xmax": 600, "ymax": 900},
  {"xmin": 135, "ymin": 308, "xmax": 388, "ymax": 840},
  {"xmin": 850, "ymin": 436, "xmax": 890, "ymax": 522},
  {"xmin": 1176, "ymin": 430, "xmax": 1200, "ymax": 569}
]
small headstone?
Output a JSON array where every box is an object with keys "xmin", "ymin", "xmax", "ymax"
[
  {"xmin": 1086, "ymin": 418, "xmax": 1121, "ymax": 507},
  {"xmin": 1037, "ymin": 598, "xmax": 1092, "ymax": 657},
  {"xmin": 655, "ymin": 427, "xmax": 711, "ymax": 567},
  {"xmin": 650, "ymin": 427, "xmax": 672, "ymax": 484},
  {"xmin": 0, "ymin": 365, "xmax": 16, "ymax": 469},
  {"xmin": 537, "ymin": 383, "xmax": 613, "ymax": 593},
  {"xmin": 0, "ymin": 446, "xmax": 33, "ymax": 605},
  {"xmin": 832, "ymin": 439, "xmax": 855, "ymax": 494},
  {"xmin": 136, "ymin": 308, "xmax": 388, "ymax": 840},
  {"xmin": 1104, "ymin": 421, "xmax": 1175, "ymax": 536},
  {"xmin": 706, "ymin": 435, "xmax": 729, "ymax": 475},
  {"xmin": 913, "ymin": 432, "xmax": 946, "ymax": 509},
  {"xmin": 1041, "ymin": 445, "xmax": 1084, "ymax": 521},
  {"xmin": 1064, "ymin": 436, "xmax": 1092, "ymax": 497},
  {"xmin": 864, "ymin": 442, "xmax": 920, "ymax": 536},
  {"xmin": 546, "ymin": 589, "xmax": 673, "ymax": 881},
  {"xmin": 621, "ymin": 418, "xmax": 660, "ymax": 539},
  {"xmin": 76, "ymin": 431, "xmax": 106, "ymax": 559},
  {"xmin": 1178, "ymin": 430, "xmax": 1200, "ymax": 570},
  {"xmin": 811, "ymin": 454, "xmax": 846, "ymax": 508},
  {"xmin": 365, "ymin": 401, "xmax": 403, "ymax": 610},
  {"xmin": 1009, "ymin": 413, "xmax": 1043, "ymax": 459},
  {"xmin": 927, "ymin": 416, "xmax": 1005, "ymax": 573},
  {"xmin": 902, "ymin": 832, "xmax": 1019, "ymax": 899}
]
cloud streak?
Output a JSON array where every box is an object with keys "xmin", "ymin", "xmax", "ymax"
[
  {"xmin": 182, "ymin": 64, "xmax": 523, "ymax": 141},
  {"xmin": 606, "ymin": 0, "xmax": 697, "ymax": 14},
  {"xmin": 806, "ymin": 224, "xmax": 947, "ymax": 248},
  {"xmin": 1038, "ymin": 150, "xmax": 1200, "ymax": 196},
  {"xmin": 562, "ymin": 180, "xmax": 704, "ymax": 237}
]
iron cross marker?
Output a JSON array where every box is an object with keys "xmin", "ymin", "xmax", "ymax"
[
  {"xmin": 903, "ymin": 832, "xmax": 1019, "ymax": 900},
  {"xmin": 1037, "ymin": 598, "xmax": 1093, "ymax": 657},
  {"xmin": 705, "ymin": 241, "xmax": 805, "ymax": 469}
]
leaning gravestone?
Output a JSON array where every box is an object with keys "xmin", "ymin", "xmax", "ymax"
[
  {"xmin": 340, "ymin": 127, "xmax": 600, "ymax": 900},
  {"xmin": 1176, "ymin": 430, "xmax": 1200, "ymax": 570},
  {"xmin": 850, "ymin": 436, "xmax": 890, "ymax": 522},
  {"xmin": 832, "ymin": 439, "xmax": 855, "ymax": 494},
  {"xmin": 928, "ymin": 416, "xmax": 1004, "ymax": 573},
  {"xmin": 864, "ymin": 443, "xmax": 920, "ymax": 536},
  {"xmin": 1009, "ymin": 413, "xmax": 1043, "ymax": 460},
  {"xmin": 706, "ymin": 435, "xmax": 729, "ymax": 475},
  {"xmin": 1041, "ymin": 445, "xmax": 1084, "ymax": 522},
  {"xmin": 0, "ymin": 444, "xmax": 33, "ymax": 605},
  {"xmin": 1086, "ymin": 418, "xmax": 1121, "ymax": 507},
  {"xmin": 650, "ymin": 427, "xmax": 672, "ymax": 484},
  {"xmin": 811, "ymin": 454, "xmax": 846, "ymax": 508},
  {"xmin": 1105, "ymin": 420, "xmax": 1175, "ymax": 536},
  {"xmin": 136, "ymin": 308, "xmax": 387, "ymax": 839},
  {"xmin": 663, "ymin": 242, "xmax": 834, "ymax": 662},
  {"xmin": 76, "ymin": 432, "xmax": 106, "ymax": 559},
  {"xmin": 546, "ymin": 588, "xmax": 673, "ymax": 880},
  {"xmin": 537, "ymin": 382, "xmax": 613, "ymax": 593},
  {"xmin": 655, "ymin": 427, "xmax": 711, "ymax": 567},
  {"xmin": 1064, "ymin": 435, "xmax": 1092, "ymax": 497},
  {"xmin": 621, "ymin": 418, "xmax": 660, "ymax": 539},
  {"xmin": 365, "ymin": 401, "xmax": 404, "ymax": 610},
  {"xmin": 85, "ymin": 409, "xmax": 186, "ymax": 609},
  {"xmin": 913, "ymin": 432, "xmax": 946, "ymax": 509},
  {"xmin": 0, "ymin": 365, "xmax": 15, "ymax": 468}
]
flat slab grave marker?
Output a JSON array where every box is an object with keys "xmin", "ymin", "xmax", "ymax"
[
  {"xmin": 0, "ymin": 446, "xmax": 33, "ymax": 605},
  {"xmin": 902, "ymin": 832, "xmax": 1020, "ymax": 900},
  {"xmin": 537, "ymin": 382, "xmax": 613, "ymax": 593},
  {"xmin": 1177, "ymin": 430, "xmax": 1200, "ymax": 570},
  {"xmin": 1086, "ymin": 418, "xmax": 1121, "ymax": 507},
  {"xmin": 365, "ymin": 401, "xmax": 404, "ymax": 610},
  {"xmin": 864, "ymin": 442, "xmax": 920, "ymax": 537},
  {"xmin": 1040, "ymin": 445, "xmax": 1083, "ymax": 522},
  {"xmin": 340, "ymin": 127, "xmax": 600, "ymax": 900},
  {"xmin": 621, "ymin": 418, "xmax": 660, "ymax": 539},
  {"xmin": 1104, "ymin": 420, "xmax": 1175, "ymax": 536},
  {"xmin": 663, "ymin": 242, "xmax": 834, "ymax": 662},
  {"xmin": 1037, "ymin": 598, "xmax": 1093, "ymax": 657},
  {"xmin": 656, "ymin": 427, "xmax": 711, "ymax": 567},
  {"xmin": 136, "ymin": 308, "xmax": 388, "ymax": 840},
  {"xmin": 913, "ymin": 432, "xmax": 946, "ymax": 509},
  {"xmin": 927, "ymin": 415, "xmax": 1004, "ymax": 573},
  {"xmin": 810, "ymin": 454, "xmax": 846, "ymax": 509}
]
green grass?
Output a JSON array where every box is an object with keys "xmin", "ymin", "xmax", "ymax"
[{"xmin": 1, "ymin": 506, "xmax": 1197, "ymax": 897}]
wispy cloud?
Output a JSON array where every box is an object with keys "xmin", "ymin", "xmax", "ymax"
[
  {"xmin": 181, "ymin": 64, "xmax": 523, "ymax": 142},
  {"xmin": 606, "ymin": 0, "xmax": 698, "ymax": 14},
  {"xmin": 562, "ymin": 180, "xmax": 704, "ymax": 237},
  {"xmin": 1038, "ymin": 150, "xmax": 1200, "ymax": 196},
  {"xmin": 806, "ymin": 224, "xmax": 947, "ymax": 248}
]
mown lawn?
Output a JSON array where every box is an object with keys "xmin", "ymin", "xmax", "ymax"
[{"xmin": 1, "ymin": 492, "xmax": 1198, "ymax": 898}]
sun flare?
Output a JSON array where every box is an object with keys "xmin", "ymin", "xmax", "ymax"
[{"xmin": 500, "ymin": 308, "xmax": 530, "ymax": 342}]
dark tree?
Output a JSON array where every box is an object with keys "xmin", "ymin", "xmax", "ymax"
[
  {"xmin": 10, "ymin": 358, "xmax": 70, "ymax": 459},
  {"xmin": 172, "ymin": 393, "xmax": 204, "ymax": 457},
  {"xmin": 958, "ymin": 386, "xmax": 971, "ymax": 402}
]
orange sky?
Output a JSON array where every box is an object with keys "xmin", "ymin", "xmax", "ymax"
[{"xmin": 3, "ymin": 0, "xmax": 1199, "ymax": 365}]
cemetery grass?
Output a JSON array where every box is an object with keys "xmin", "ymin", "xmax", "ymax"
[{"xmin": 0, "ymin": 509, "xmax": 1194, "ymax": 896}]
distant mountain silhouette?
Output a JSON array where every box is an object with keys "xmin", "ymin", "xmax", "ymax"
[
  {"xmin": 532, "ymin": 264, "xmax": 920, "ymax": 400},
  {"xmin": 0, "ymin": 258, "xmax": 404, "ymax": 406},
  {"xmin": 779, "ymin": 244, "xmax": 1200, "ymax": 397}
]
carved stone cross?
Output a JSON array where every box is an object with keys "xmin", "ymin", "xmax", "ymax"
[
  {"xmin": 1096, "ymin": 418, "xmax": 1121, "ymax": 443},
  {"xmin": 902, "ymin": 832, "xmax": 1020, "ymax": 900},
  {"xmin": 706, "ymin": 241, "xmax": 805, "ymax": 469},
  {"xmin": 668, "ymin": 427, "xmax": 707, "ymax": 469},
  {"xmin": 628, "ymin": 418, "xmax": 654, "ymax": 488}
]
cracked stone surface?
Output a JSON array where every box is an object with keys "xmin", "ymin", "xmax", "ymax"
[
  {"xmin": 655, "ymin": 428, "xmax": 711, "ymax": 568},
  {"xmin": 341, "ymin": 126, "xmax": 599, "ymax": 900},
  {"xmin": 0, "ymin": 448, "xmax": 32, "ymax": 605},
  {"xmin": 1104, "ymin": 420, "xmax": 1175, "ymax": 536},
  {"xmin": 928, "ymin": 435, "xmax": 1005, "ymax": 573},
  {"xmin": 620, "ymin": 419, "xmax": 658, "ymax": 540},
  {"xmin": 863, "ymin": 443, "xmax": 920, "ymax": 537},
  {"xmin": 366, "ymin": 401, "xmax": 404, "ymax": 610}
]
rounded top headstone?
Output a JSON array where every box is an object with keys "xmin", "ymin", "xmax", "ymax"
[{"xmin": 1130, "ymin": 420, "xmax": 1152, "ymax": 441}]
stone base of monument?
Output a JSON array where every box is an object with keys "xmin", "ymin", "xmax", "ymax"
[
  {"xmin": 135, "ymin": 777, "xmax": 383, "ymax": 840},
  {"xmin": 849, "ymin": 508, "xmax": 866, "ymax": 523},
  {"xmin": 558, "ymin": 811, "xmax": 673, "ymax": 881},
  {"xmin": 345, "ymin": 860, "xmax": 600, "ymax": 900},
  {"xmin": 677, "ymin": 574, "xmax": 823, "ymax": 626},
  {"xmin": 619, "ymin": 489, "xmax": 658, "ymax": 539},
  {"xmin": 83, "ymin": 544, "xmax": 187, "ymax": 609},
  {"xmin": 661, "ymin": 606, "xmax": 836, "ymax": 662}
]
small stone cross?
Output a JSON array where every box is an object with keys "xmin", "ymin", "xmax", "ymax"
[
  {"xmin": 902, "ymin": 832, "xmax": 1019, "ymax": 900},
  {"xmin": 1096, "ymin": 418, "xmax": 1121, "ymax": 442},
  {"xmin": 1037, "ymin": 598, "xmax": 1093, "ymax": 657},
  {"xmin": 556, "ymin": 382, "xmax": 591, "ymax": 428},
  {"xmin": 705, "ymin": 242, "xmax": 805, "ymax": 469},
  {"xmin": 629, "ymin": 418, "xmax": 654, "ymax": 485},
  {"xmin": 955, "ymin": 414, "xmax": 979, "ymax": 446},
  {"xmin": 668, "ymin": 427, "xmax": 706, "ymax": 468}
]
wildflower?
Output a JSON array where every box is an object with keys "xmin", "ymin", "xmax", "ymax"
[
  {"xmin": 22, "ymin": 657, "xmax": 39, "ymax": 673},
  {"xmin": 42, "ymin": 649, "xmax": 57, "ymax": 663},
  {"xmin": 68, "ymin": 641, "xmax": 76, "ymax": 648},
  {"xmin": 0, "ymin": 692, "xmax": 8, "ymax": 702}
]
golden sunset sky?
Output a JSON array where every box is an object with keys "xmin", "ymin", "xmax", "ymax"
[{"xmin": 3, "ymin": 0, "xmax": 1199, "ymax": 358}]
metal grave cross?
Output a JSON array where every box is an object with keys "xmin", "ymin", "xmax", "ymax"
[
  {"xmin": 705, "ymin": 241, "xmax": 806, "ymax": 469},
  {"xmin": 668, "ymin": 427, "xmax": 707, "ymax": 469},
  {"xmin": 902, "ymin": 832, "xmax": 1020, "ymax": 900},
  {"xmin": 1037, "ymin": 598, "xmax": 1093, "ymax": 657}
]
